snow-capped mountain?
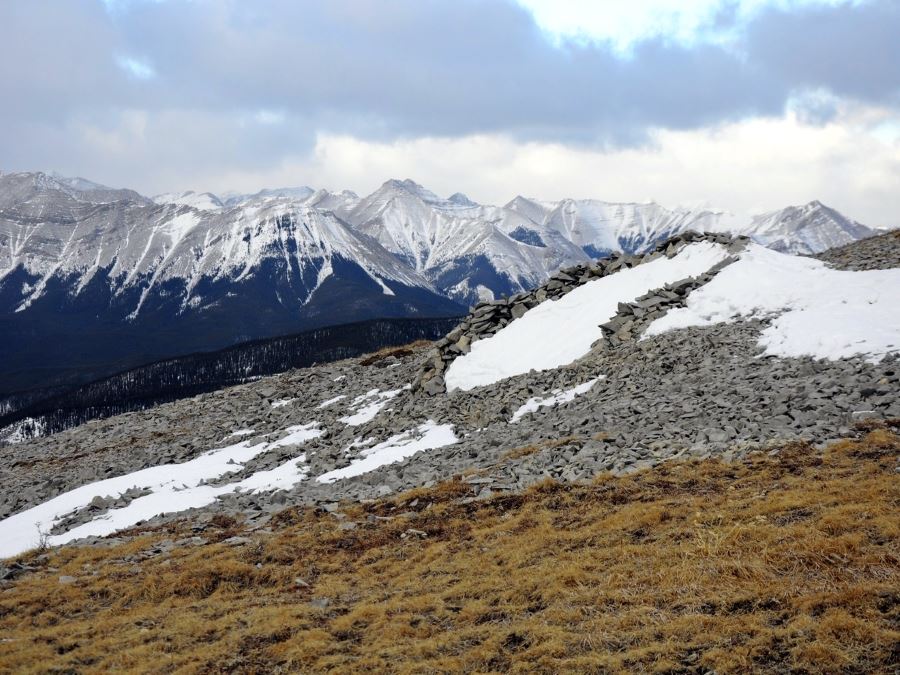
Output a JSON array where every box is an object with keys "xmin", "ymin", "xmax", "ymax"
[
  {"xmin": 0, "ymin": 170, "xmax": 150, "ymax": 208},
  {"xmin": 341, "ymin": 179, "xmax": 590, "ymax": 302},
  {"xmin": 0, "ymin": 172, "xmax": 462, "ymax": 394},
  {"xmin": 153, "ymin": 190, "xmax": 224, "ymax": 211},
  {"xmin": 726, "ymin": 200, "xmax": 877, "ymax": 254},
  {"xmin": 304, "ymin": 188, "xmax": 361, "ymax": 213},
  {"xmin": 222, "ymin": 186, "xmax": 317, "ymax": 207},
  {"xmin": 506, "ymin": 196, "xmax": 723, "ymax": 258}
]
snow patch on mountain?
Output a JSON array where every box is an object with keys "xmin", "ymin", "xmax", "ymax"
[
  {"xmin": 445, "ymin": 242, "xmax": 731, "ymax": 391},
  {"xmin": 0, "ymin": 422, "xmax": 323, "ymax": 558},
  {"xmin": 339, "ymin": 386, "xmax": 410, "ymax": 426},
  {"xmin": 316, "ymin": 421, "xmax": 458, "ymax": 484},
  {"xmin": 510, "ymin": 378, "xmax": 602, "ymax": 423},
  {"xmin": 644, "ymin": 243, "xmax": 900, "ymax": 363},
  {"xmin": 318, "ymin": 395, "xmax": 347, "ymax": 408}
]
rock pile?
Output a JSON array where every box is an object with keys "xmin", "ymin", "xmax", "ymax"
[
  {"xmin": 415, "ymin": 231, "xmax": 750, "ymax": 394},
  {"xmin": 599, "ymin": 239, "xmax": 749, "ymax": 347},
  {"xmin": 814, "ymin": 228, "xmax": 900, "ymax": 271}
]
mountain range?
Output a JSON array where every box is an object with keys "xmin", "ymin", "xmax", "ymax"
[
  {"xmin": 0, "ymin": 170, "xmax": 880, "ymax": 394},
  {"xmin": 148, "ymin": 176, "xmax": 878, "ymax": 301}
]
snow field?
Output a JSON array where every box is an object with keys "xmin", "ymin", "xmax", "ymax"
[
  {"xmin": 317, "ymin": 421, "xmax": 459, "ymax": 483},
  {"xmin": 644, "ymin": 244, "xmax": 900, "ymax": 363},
  {"xmin": 0, "ymin": 423, "xmax": 323, "ymax": 559},
  {"xmin": 445, "ymin": 242, "xmax": 731, "ymax": 390}
]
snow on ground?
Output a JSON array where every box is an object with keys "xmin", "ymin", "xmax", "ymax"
[
  {"xmin": 316, "ymin": 422, "xmax": 458, "ymax": 484},
  {"xmin": 339, "ymin": 385, "xmax": 410, "ymax": 426},
  {"xmin": 228, "ymin": 453, "xmax": 310, "ymax": 493},
  {"xmin": 373, "ymin": 275, "xmax": 396, "ymax": 296},
  {"xmin": 445, "ymin": 242, "xmax": 731, "ymax": 390},
  {"xmin": 644, "ymin": 244, "xmax": 900, "ymax": 363},
  {"xmin": 0, "ymin": 417, "xmax": 45, "ymax": 444},
  {"xmin": 510, "ymin": 378, "xmax": 602, "ymax": 423},
  {"xmin": 271, "ymin": 398, "xmax": 295, "ymax": 408},
  {"xmin": 318, "ymin": 394, "xmax": 347, "ymax": 408},
  {"xmin": 224, "ymin": 429, "xmax": 255, "ymax": 439},
  {"xmin": 0, "ymin": 423, "xmax": 323, "ymax": 559}
]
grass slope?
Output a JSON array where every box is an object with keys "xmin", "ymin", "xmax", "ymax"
[{"xmin": 1, "ymin": 424, "xmax": 898, "ymax": 673}]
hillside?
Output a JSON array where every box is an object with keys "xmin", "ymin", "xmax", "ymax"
[
  {"xmin": 1, "ymin": 230, "xmax": 897, "ymax": 541},
  {"xmin": 0, "ymin": 230, "xmax": 897, "ymax": 672},
  {"xmin": 0, "ymin": 424, "xmax": 897, "ymax": 672},
  {"xmin": 0, "ymin": 316, "xmax": 461, "ymax": 445}
]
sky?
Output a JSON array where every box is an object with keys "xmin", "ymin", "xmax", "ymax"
[{"xmin": 0, "ymin": 0, "xmax": 898, "ymax": 226}]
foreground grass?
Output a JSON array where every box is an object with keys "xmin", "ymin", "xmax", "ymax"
[{"xmin": 1, "ymin": 427, "xmax": 898, "ymax": 674}]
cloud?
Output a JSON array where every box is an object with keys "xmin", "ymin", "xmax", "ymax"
[
  {"xmin": 745, "ymin": 0, "xmax": 900, "ymax": 106},
  {"xmin": 195, "ymin": 105, "xmax": 899, "ymax": 229},
  {"xmin": 3, "ymin": 0, "xmax": 897, "ymax": 143},
  {"xmin": 515, "ymin": 0, "xmax": 865, "ymax": 51},
  {"xmin": 0, "ymin": 0, "xmax": 896, "ymax": 223},
  {"xmin": 116, "ymin": 56, "xmax": 156, "ymax": 80}
]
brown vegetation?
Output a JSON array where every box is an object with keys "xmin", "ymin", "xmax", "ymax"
[
  {"xmin": 501, "ymin": 435, "xmax": 583, "ymax": 460},
  {"xmin": 1, "ymin": 426, "xmax": 898, "ymax": 673},
  {"xmin": 358, "ymin": 340, "xmax": 433, "ymax": 366}
]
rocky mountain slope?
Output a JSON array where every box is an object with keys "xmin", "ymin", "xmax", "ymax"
[
  {"xmin": 1, "ymin": 229, "xmax": 897, "ymax": 558},
  {"xmin": 1, "ymin": 170, "xmax": 882, "ymax": 396},
  {"xmin": 728, "ymin": 200, "xmax": 877, "ymax": 254},
  {"xmin": 0, "ymin": 172, "xmax": 462, "ymax": 395}
]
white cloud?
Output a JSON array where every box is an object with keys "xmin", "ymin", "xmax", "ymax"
[
  {"xmin": 116, "ymin": 55, "xmax": 155, "ymax": 80},
  {"xmin": 516, "ymin": 0, "xmax": 863, "ymax": 51},
  {"xmin": 254, "ymin": 109, "xmax": 286, "ymax": 125},
  {"xmin": 196, "ymin": 105, "xmax": 899, "ymax": 229}
]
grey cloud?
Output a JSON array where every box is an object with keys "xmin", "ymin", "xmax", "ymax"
[
  {"xmin": 745, "ymin": 0, "xmax": 900, "ymax": 107},
  {"xmin": 0, "ymin": 0, "xmax": 897, "ymax": 188},
  {"xmin": 108, "ymin": 0, "xmax": 785, "ymax": 141}
]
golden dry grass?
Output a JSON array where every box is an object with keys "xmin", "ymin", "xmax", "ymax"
[
  {"xmin": 501, "ymin": 435, "xmax": 582, "ymax": 461},
  {"xmin": 1, "ymin": 428, "xmax": 898, "ymax": 674},
  {"xmin": 357, "ymin": 340, "xmax": 433, "ymax": 366}
]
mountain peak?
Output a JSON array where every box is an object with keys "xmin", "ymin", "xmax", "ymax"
[
  {"xmin": 381, "ymin": 178, "xmax": 421, "ymax": 191},
  {"xmin": 735, "ymin": 199, "xmax": 876, "ymax": 254},
  {"xmin": 0, "ymin": 170, "xmax": 151, "ymax": 206},
  {"xmin": 447, "ymin": 192, "xmax": 476, "ymax": 207},
  {"xmin": 49, "ymin": 171, "xmax": 111, "ymax": 193},
  {"xmin": 153, "ymin": 190, "xmax": 224, "ymax": 211},
  {"xmin": 379, "ymin": 179, "xmax": 443, "ymax": 204},
  {"xmin": 219, "ymin": 186, "xmax": 316, "ymax": 208}
]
